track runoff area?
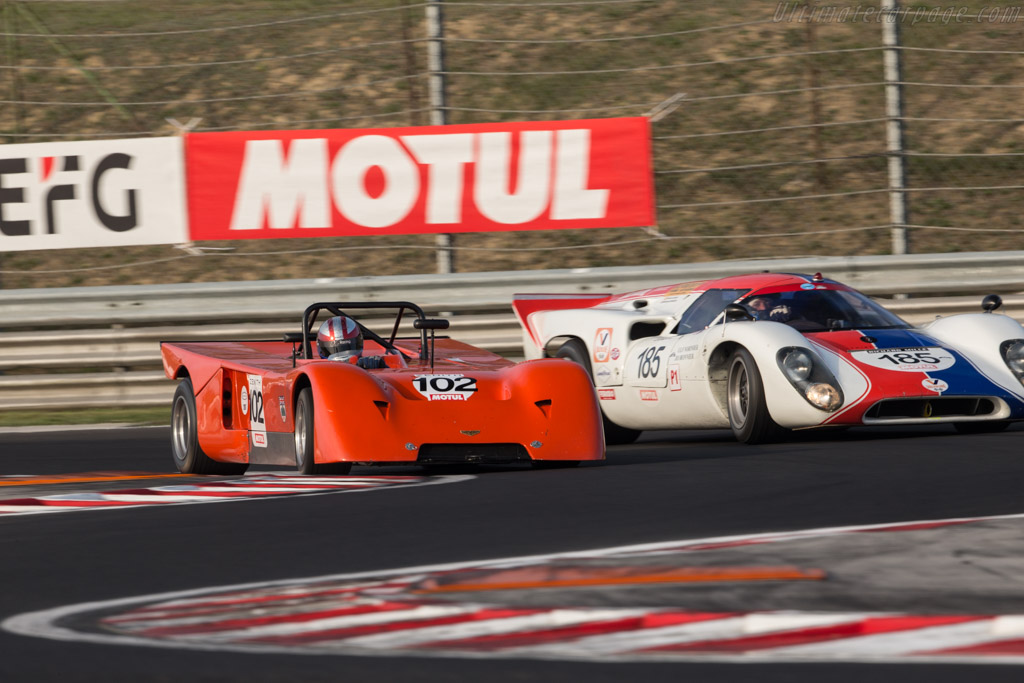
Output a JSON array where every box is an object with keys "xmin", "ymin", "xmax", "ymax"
[{"xmin": 6, "ymin": 506, "xmax": 1024, "ymax": 665}]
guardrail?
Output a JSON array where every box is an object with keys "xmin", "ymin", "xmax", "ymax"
[{"xmin": 3, "ymin": 251, "xmax": 1024, "ymax": 412}]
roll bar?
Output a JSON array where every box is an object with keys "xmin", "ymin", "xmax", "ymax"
[{"xmin": 291, "ymin": 302, "xmax": 445, "ymax": 362}]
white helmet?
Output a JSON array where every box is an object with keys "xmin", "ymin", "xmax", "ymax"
[{"xmin": 317, "ymin": 315, "xmax": 363, "ymax": 359}]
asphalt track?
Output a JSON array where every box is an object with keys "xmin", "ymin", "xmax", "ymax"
[{"xmin": 1, "ymin": 424, "xmax": 1024, "ymax": 682}]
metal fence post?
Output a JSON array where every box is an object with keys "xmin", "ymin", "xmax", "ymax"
[
  {"xmin": 882, "ymin": 0, "xmax": 909, "ymax": 255},
  {"xmin": 426, "ymin": 0, "xmax": 454, "ymax": 274}
]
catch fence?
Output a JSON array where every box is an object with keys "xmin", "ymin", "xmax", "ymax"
[{"xmin": 1, "ymin": 1, "xmax": 1023, "ymax": 286}]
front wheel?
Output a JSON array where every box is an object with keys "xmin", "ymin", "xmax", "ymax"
[
  {"xmin": 294, "ymin": 387, "xmax": 352, "ymax": 475},
  {"xmin": 726, "ymin": 349, "xmax": 786, "ymax": 445},
  {"xmin": 170, "ymin": 378, "xmax": 247, "ymax": 475},
  {"xmin": 554, "ymin": 339, "xmax": 641, "ymax": 446}
]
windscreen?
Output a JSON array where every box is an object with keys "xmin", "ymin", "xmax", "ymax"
[
  {"xmin": 675, "ymin": 288, "xmax": 750, "ymax": 334},
  {"xmin": 740, "ymin": 288, "xmax": 909, "ymax": 332}
]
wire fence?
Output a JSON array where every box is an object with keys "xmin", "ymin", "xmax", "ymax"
[{"xmin": 1, "ymin": 0, "xmax": 1023, "ymax": 288}]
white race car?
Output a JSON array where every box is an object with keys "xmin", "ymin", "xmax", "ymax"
[{"xmin": 513, "ymin": 272, "xmax": 1024, "ymax": 444}]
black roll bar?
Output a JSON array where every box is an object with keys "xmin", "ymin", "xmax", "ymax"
[{"xmin": 298, "ymin": 301, "xmax": 431, "ymax": 361}]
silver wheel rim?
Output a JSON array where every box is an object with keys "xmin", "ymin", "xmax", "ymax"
[
  {"xmin": 294, "ymin": 399, "xmax": 307, "ymax": 469},
  {"xmin": 171, "ymin": 394, "xmax": 190, "ymax": 462},
  {"xmin": 727, "ymin": 358, "xmax": 749, "ymax": 429}
]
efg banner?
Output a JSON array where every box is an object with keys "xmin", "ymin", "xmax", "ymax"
[
  {"xmin": 0, "ymin": 137, "xmax": 188, "ymax": 252},
  {"xmin": 185, "ymin": 117, "xmax": 654, "ymax": 240}
]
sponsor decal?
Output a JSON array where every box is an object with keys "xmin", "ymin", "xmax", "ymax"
[
  {"xmin": 664, "ymin": 283, "xmax": 696, "ymax": 297},
  {"xmin": 850, "ymin": 346, "xmax": 956, "ymax": 373},
  {"xmin": 597, "ymin": 388, "xmax": 616, "ymax": 400},
  {"xmin": 413, "ymin": 374, "xmax": 478, "ymax": 401},
  {"xmin": 240, "ymin": 385, "xmax": 249, "ymax": 416},
  {"xmin": 596, "ymin": 367, "xmax": 613, "ymax": 383},
  {"xmin": 0, "ymin": 137, "xmax": 188, "ymax": 252},
  {"xmin": 593, "ymin": 327, "xmax": 612, "ymax": 363},
  {"xmin": 247, "ymin": 375, "xmax": 267, "ymax": 447},
  {"xmin": 279, "ymin": 396, "xmax": 287, "ymax": 421},
  {"xmin": 922, "ymin": 378, "xmax": 949, "ymax": 393},
  {"xmin": 610, "ymin": 348, "xmax": 621, "ymax": 361},
  {"xmin": 185, "ymin": 118, "xmax": 654, "ymax": 240},
  {"xmin": 668, "ymin": 363, "xmax": 681, "ymax": 391},
  {"xmin": 639, "ymin": 389, "xmax": 659, "ymax": 401},
  {"xmin": 800, "ymin": 283, "xmax": 815, "ymax": 290}
]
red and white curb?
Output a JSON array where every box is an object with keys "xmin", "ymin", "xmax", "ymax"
[
  {"xmin": 6, "ymin": 512, "xmax": 1024, "ymax": 664},
  {"xmin": 0, "ymin": 474, "xmax": 470, "ymax": 517}
]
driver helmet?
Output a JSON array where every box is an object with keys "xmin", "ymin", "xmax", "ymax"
[
  {"xmin": 747, "ymin": 297, "xmax": 771, "ymax": 315},
  {"xmin": 317, "ymin": 315, "xmax": 363, "ymax": 359}
]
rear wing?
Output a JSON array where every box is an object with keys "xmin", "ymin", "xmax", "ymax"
[{"xmin": 512, "ymin": 293, "xmax": 612, "ymax": 356}]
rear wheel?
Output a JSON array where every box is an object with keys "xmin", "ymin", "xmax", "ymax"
[
  {"xmin": 170, "ymin": 378, "xmax": 247, "ymax": 475},
  {"xmin": 726, "ymin": 349, "xmax": 786, "ymax": 445},
  {"xmin": 555, "ymin": 339, "xmax": 641, "ymax": 446},
  {"xmin": 954, "ymin": 421, "xmax": 1010, "ymax": 434},
  {"xmin": 294, "ymin": 387, "xmax": 352, "ymax": 475}
]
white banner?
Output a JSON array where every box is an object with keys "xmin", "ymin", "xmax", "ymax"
[{"xmin": 0, "ymin": 137, "xmax": 188, "ymax": 252}]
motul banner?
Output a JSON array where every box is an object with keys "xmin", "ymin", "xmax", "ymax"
[
  {"xmin": 185, "ymin": 118, "xmax": 654, "ymax": 240},
  {"xmin": 0, "ymin": 137, "xmax": 188, "ymax": 252}
]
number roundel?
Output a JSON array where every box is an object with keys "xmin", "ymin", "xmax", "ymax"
[
  {"xmin": 638, "ymin": 345, "xmax": 666, "ymax": 379},
  {"xmin": 849, "ymin": 347, "xmax": 955, "ymax": 373},
  {"xmin": 413, "ymin": 374, "xmax": 478, "ymax": 401}
]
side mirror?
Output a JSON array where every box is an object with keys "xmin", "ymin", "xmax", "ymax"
[
  {"xmin": 982, "ymin": 294, "xmax": 1003, "ymax": 313},
  {"xmin": 414, "ymin": 318, "xmax": 450, "ymax": 330},
  {"xmin": 282, "ymin": 332, "xmax": 304, "ymax": 343},
  {"xmin": 724, "ymin": 303, "xmax": 754, "ymax": 322}
]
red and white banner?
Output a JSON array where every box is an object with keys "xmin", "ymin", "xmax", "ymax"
[
  {"xmin": 184, "ymin": 118, "xmax": 654, "ymax": 240},
  {"xmin": 0, "ymin": 138, "xmax": 188, "ymax": 252}
]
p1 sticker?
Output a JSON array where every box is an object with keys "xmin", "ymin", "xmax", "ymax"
[
  {"xmin": 850, "ymin": 347, "xmax": 955, "ymax": 373},
  {"xmin": 413, "ymin": 374, "xmax": 477, "ymax": 401},
  {"xmin": 668, "ymin": 363, "xmax": 681, "ymax": 391},
  {"xmin": 247, "ymin": 375, "xmax": 267, "ymax": 447},
  {"xmin": 594, "ymin": 328, "xmax": 612, "ymax": 363}
]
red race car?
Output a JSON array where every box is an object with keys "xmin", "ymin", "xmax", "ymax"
[{"xmin": 161, "ymin": 301, "xmax": 604, "ymax": 475}]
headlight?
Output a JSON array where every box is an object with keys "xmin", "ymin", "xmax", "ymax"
[
  {"xmin": 1001, "ymin": 339, "xmax": 1024, "ymax": 380},
  {"xmin": 781, "ymin": 348, "xmax": 813, "ymax": 382},
  {"xmin": 805, "ymin": 383, "xmax": 841, "ymax": 411},
  {"xmin": 776, "ymin": 346, "xmax": 843, "ymax": 412}
]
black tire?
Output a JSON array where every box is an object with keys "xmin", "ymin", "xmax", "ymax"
[
  {"xmin": 294, "ymin": 387, "xmax": 352, "ymax": 475},
  {"xmin": 554, "ymin": 339, "xmax": 641, "ymax": 446},
  {"xmin": 726, "ymin": 349, "xmax": 786, "ymax": 445},
  {"xmin": 954, "ymin": 421, "xmax": 1010, "ymax": 434},
  {"xmin": 170, "ymin": 378, "xmax": 247, "ymax": 475}
]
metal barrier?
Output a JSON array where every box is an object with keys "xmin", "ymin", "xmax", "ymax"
[{"xmin": 2, "ymin": 251, "xmax": 1024, "ymax": 411}]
